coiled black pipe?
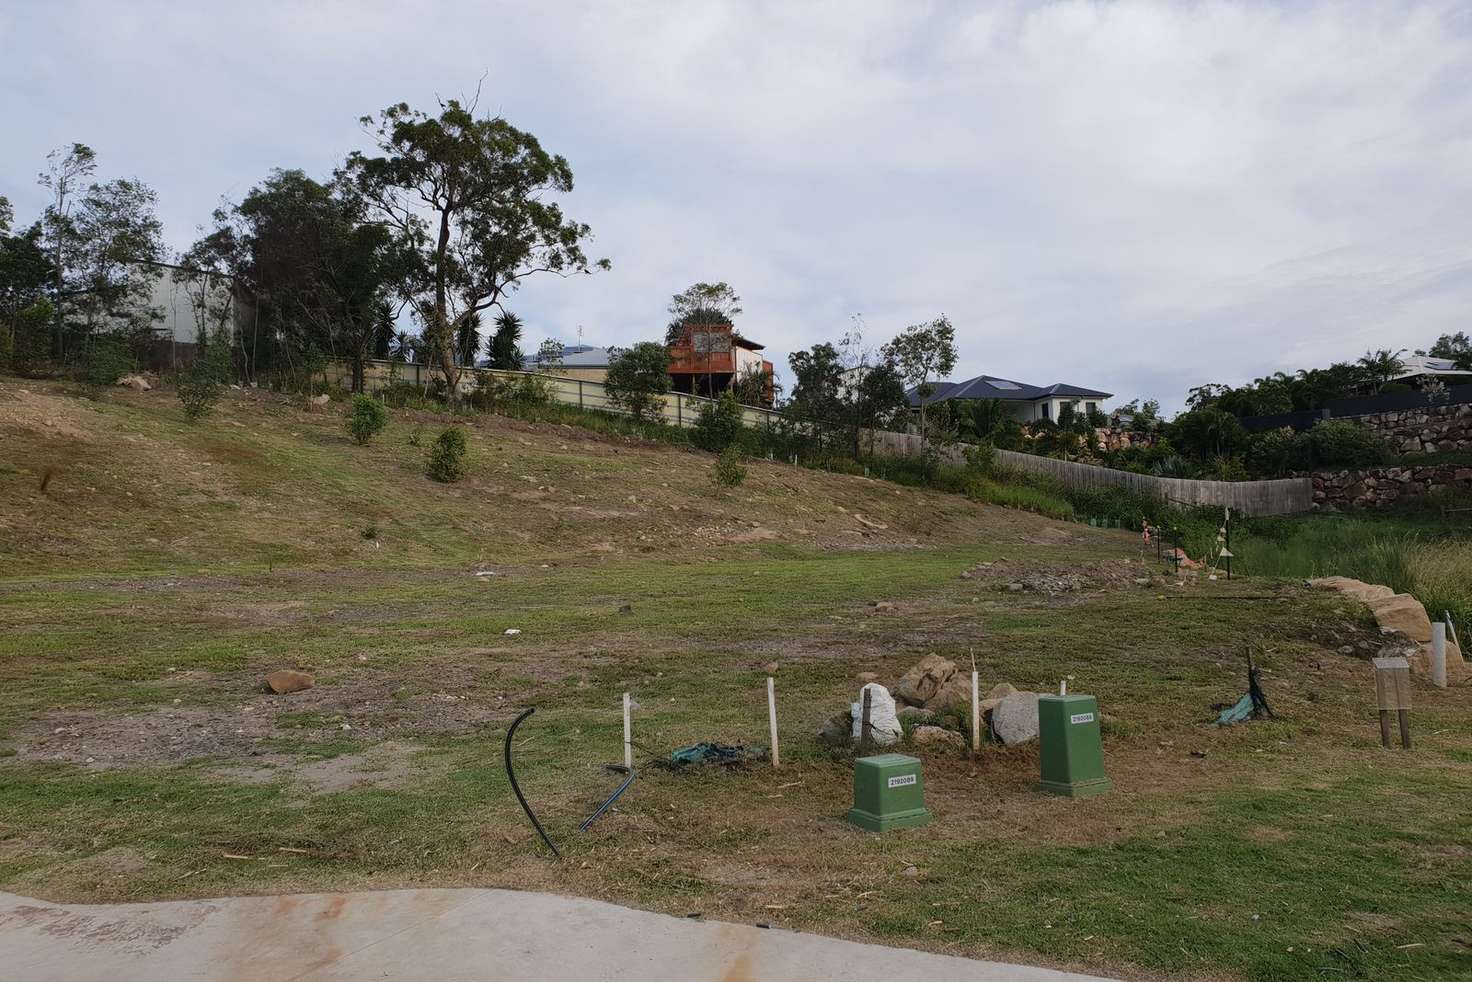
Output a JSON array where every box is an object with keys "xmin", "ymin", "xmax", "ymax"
[{"xmin": 504, "ymin": 707, "xmax": 560, "ymax": 857}]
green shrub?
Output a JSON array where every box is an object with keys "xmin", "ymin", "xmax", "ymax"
[
  {"xmin": 346, "ymin": 393, "xmax": 388, "ymax": 445},
  {"xmin": 1246, "ymin": 427, "xmax": 1305, "ymax": 477},
  {"xmin": 604, "ymin": 342, "xmax": 672, "ymax": 421},
  {"xmin": 426, "ymin": 427, "xmax": 468, "ymax": 482},
  {"xmin": 8, "ymin": 299, "xmax": 53, "ymax": 377},
  {"xmin": 176, "ymin": 364, "xmax": 222, "ymax": 421},
  {"xmin": 714, "ymin": 445, "xmax": 746, "ymax": 487},
  {"xmin": 693, "ymin": 392, "xmax": 745, "ymax": 452},
  {"xmin": 1301, "ymin": 419, "xmax": 1389, "ymax": 469},
  {"xmin": 83, "ymin": 337, "xmax": 131, "ymax": 388}
]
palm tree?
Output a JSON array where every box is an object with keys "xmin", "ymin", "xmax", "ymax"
[
  {"xmin": 1356, "ymin": 349, "xmax": 1406, "ymax": 392},
  {"xmin": 391, "ymin": 330, "xmax": 417, "ymax": 363},
  {"xmin": 455, "ymin": 313, "xmax": 482, "ymax": 367},
  {"xmin": 488, "ymin": 311, "xmax": 524, "ymax": 370}
]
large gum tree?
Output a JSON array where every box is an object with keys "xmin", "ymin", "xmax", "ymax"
[{"xmin": 344, "ymin": 98, "xmax": 608, "ymax": 402}]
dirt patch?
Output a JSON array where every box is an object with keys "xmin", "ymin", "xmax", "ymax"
[
  {"xmin": 0, "ymin": 663, "xmax": 529, "ymax": 771},
  {"xmin": 212, "ymin": 740, "xmax": 446, "ymax": 794}
]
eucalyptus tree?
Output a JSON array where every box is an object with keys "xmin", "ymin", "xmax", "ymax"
[{"xmin": 344, "ymin": 98, "xmax": 608, "ymax": 403}]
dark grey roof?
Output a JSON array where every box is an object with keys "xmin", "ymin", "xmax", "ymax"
[{"xmin": 906, "ymin": 374, "xmax": 1111, "ymax": 407}]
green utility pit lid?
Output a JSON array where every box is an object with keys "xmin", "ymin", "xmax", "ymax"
[
  {"xmin": 1037, "ymin": 694, "xmax": 1112, "ymax": 798},
  {"xmin": 846, "ymin": 753, "xmax": 932, "ymax": 832}
]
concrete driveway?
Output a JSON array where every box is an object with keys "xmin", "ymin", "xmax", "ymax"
[{"xmin": 0, "ymin": 887, "xmax": 1119, "ymax": 981}]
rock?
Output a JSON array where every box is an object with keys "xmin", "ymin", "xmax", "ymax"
[
  {"xmin": 1309, "ymin": 576, "xmax": 1395, "ymax": 603},
  {"xmin": 857, "ymin": 671, "xmax": 879, "ymax": 683},
  {"xmin": 310, "ymin": 393, "xmax": 331, "ymax": 407},
  {"xmin": 910, "ymin": 725, "xmax": 966, "ymax": 752},
  {"xmin": 818, "ymin": 710, "xmax": 852, "ymax": 747},
  {"xmin": 115, "ymin": 374, "xmax": 151, "ymax": 392},
  {"xmin": 990, "ymin": 691, "xmax": 1041, "ymax": 745},
  {"xmin": 869, "ymin": 600, "xmax": 896, "ymax": 612},
  {"xmin": 925, "ymin": 672, "xmax": 973, "ymax": 713},
  {"xmin": 985, "ymin": 682, "xmax": 1018, "ymax": 701},
  {"xmin": 1367, "ymin": 594, "xmax": 1433, "ymax": 643},
  {"xmin": 1006, "ymin": 582, "xmax": 1024, "ymax": 593},
  {"xmin": 617, "ymin": 603, "xmax": 633, "ymax": 614},
  {"xmin": 978, "ymin": 696, "xmax": 1005, "ymax": 718},
  {"xmin": 504, "ymin": 628, "xmax": 522, "ymax": 636},
  {"xmin": 897, "ymin": 706, "xmax": 934, "ymax": 724},
  {"xmin": 850, "ymin": 683, "xmax": 903, "ymax": 746},
  {"xmin": 893, "ymin": 654, "xmax": 957, "ymax": 706},
  {"xmin": 265, "ymin": 669, "xmax": 314, "ymax": 694}
]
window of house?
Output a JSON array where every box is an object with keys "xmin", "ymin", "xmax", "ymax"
[
  {"xmin": 1040, "ymin": 402, "xmax": 1050, "ymax": 419},
  {"xmin": 1086, "ymin": 401, "xmax": 1097, "ymax": 415}
]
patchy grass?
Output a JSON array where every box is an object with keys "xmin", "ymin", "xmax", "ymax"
[{"xmin": 2, "ymin": 377, "xmax": 1470, "ymax": 981}]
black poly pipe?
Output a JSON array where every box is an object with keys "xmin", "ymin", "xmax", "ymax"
[{"xmin": 504, "ymin": 707, "xmax": 560, "ymax": 858}]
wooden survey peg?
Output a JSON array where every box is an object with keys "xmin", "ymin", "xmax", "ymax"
[{"xmin": 1373, "ymin": 657, "xmax": 1412, "ymax": 750}]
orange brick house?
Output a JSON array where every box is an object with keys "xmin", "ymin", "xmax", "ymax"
[{"xmin": 667, "ymin": 323, "xmax": 776, "ymax": 406}]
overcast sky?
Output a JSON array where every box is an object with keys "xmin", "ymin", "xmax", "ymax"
[{"xmin": 5, "ymin": 1, "xmax": 1472, "ymax": 410}]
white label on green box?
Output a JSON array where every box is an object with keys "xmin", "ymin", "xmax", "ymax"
[
  {"xmin": 1070, "ymin": 712, "xmax": 1095, "ymax": 724},
  {"xmin": 887, "ymin": 774, "xmax": 917, "ymax": 788}
]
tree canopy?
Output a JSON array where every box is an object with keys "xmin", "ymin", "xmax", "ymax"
[{"xmin": 344, "ymin": 99, "xmax": 608, "ymax": 400}]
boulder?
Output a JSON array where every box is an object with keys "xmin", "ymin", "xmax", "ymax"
[
  {"xmin": 818, "ymin": 710, "xmax": 853, "ymax": 747},
  {"xmin": 265, "ymin": 669, "xmax": 315, "ymax": 694},
  {"xmin": 115, "ymin": 374, "xmax": 151, "ymax": 392},
  {"xmin": 925, "ymin": 671, "xmax": 973, "ymax": 713},
  {"xmin": 1308, "ymin": 576, "xmax": 1395, "ymax": 603},
  {"xmin": 985, "ymin": 682, "xmax": 1018, "ymax": 701},
  {"xmin": 893, "ymin": 653, "xmax": 957, "ymax": 707},
  {"xmin": 1367, "ymin": 594, "xmax": 1433, "ymax": 643},
  {"xmin": 897, "ymin": 706, "xmax": 934, "ymax": 725},
  {"xmin": 990, "ymin": 691, "xmax": 1041, "ymax": 746},
  {"xmin": 309, "ymin": 393, "xmax": 331, "ymax": 408},
  {"xmin": 850, "ymin": 683, "xmax": 903, "ymax": 746},
  {"xmin": 910, "ymin": 725, "xmax": 966, "ymax": 752}
]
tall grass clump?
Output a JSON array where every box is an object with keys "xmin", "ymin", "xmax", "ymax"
[{"xmin": 964, "ymin": 477, "xmax": 1074, "ymax": 520}]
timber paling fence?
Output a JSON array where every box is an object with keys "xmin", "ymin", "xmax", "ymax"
[
  {"xmin": 992, "ymin": 449, "xmax": 1312, "ymax": 516},
  {"xmin": 863, "ymin": 428, "xmax": 1312, "ymax": 516},
  {"xmin": 334, "ymin": 359, "xmax": 1315, "ymax": 516}
]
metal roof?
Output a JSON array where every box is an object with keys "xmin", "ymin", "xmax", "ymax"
[{"xmin": 906, "ymin": 374, "xmax": 1112, "ymax": 407}]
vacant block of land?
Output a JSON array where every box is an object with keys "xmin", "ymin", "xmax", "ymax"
[{"xmin": 1, "ymin": 379, "xmax": 1469, "ymax": 982}]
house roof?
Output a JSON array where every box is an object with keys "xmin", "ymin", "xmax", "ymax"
[
  {"xmin": 1394, "ymin": 355, "xmax": 1469, "ymax": 380},
  {"xmin": 906, "ymin": 374, "xmax": 1112, "ymax": 407},
  {"xmin": 526, "ymin": 344, "xmax": 627, "ymax": 369}
]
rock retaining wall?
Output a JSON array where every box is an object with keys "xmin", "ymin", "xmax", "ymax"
[
  {"xmin": 1312, "ymin": 463, "xmax": 1472, "ymax": 509},
  {"xmin": 1354, "ymin": 402, "xmax": 1472, "ymax": 454}
]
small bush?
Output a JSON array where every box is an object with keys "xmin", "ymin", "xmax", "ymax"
[
  {"xmin": 83, "ymin": 337, "xmax": 131, "ymax": 388},
  {"xmin": 176, "ymin": 366, "xmax": 222, "ymax": 421},
  {"xmin": 693, "ymin": 392, "xmax": 745, "ymax": 452},
  {"xmin": 426, "ymin": 427, "xmax": 468, "ymax": 482},
  {"xmin": 347, "ymin": 393, "xmax": 388, "ymax": 445},
  {"xmin": 714, "ymin": 445, "xmax": 746, "ymax": 487}
]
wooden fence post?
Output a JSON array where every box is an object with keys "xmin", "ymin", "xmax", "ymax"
[{"xmin": 1374, "ymin": 657, "xmax": 1411, "ymax": 750}]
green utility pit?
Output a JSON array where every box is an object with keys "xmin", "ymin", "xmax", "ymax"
[
  {"xmin": 847, "ymin": 753, "xmax": 932, "ymax": 831},
  {"xmin": 1037, "ymin": 694, "xmax": 1112, "ymax": 798}
]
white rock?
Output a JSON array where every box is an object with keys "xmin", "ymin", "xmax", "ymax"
[
  {"xmin": 991, "ymin": 691, "xmax": 1042, "ymax": 745},
  {"xmin": 850, "ymin": 683, "xmax": 903, "ymax": 746},
  {"xmin": 504, "ymin": 628, "xmax": 522, "ymax": 636}
]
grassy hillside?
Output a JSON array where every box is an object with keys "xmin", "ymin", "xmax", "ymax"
[
  {"xmin": 0, "ymin": 380, "xmax": 1075, "ymax": 575},
  {"xmin": 2, "ymin": 377, "xmax": 1470, "ymax": 982}
]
